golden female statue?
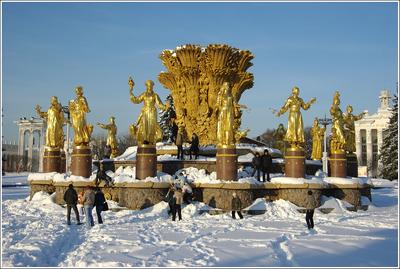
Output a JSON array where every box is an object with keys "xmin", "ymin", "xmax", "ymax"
[
  {"xmin": 128, "ymin": 77, "xmax": 169, "ymax": 145},
  {"xmin": 216, "ymin": 82, "xmax": 235, "ymax": 147},
  {"xmin": 311, "ymin": 118, "xmax": 325, "ymax": 160},
  {"xmin": 329, "ymin": 91, "xmax": 346, "ymax": 152},
  {"xmin": 35, "ymin": 96, "xmax": 65, "ymax": 149},
  {"xmin": 97, "ymin": 116, "xmax": 118, "ymax": 158},
  {"xmin": 343, "ymin": 105, "xmax": 365, "ymax": 153},
  {"xmin": 276, "ymin": 87, "xmax": 316, "ymax": 149},
  {"xmin": 69, "ymin": 86, "xmax": 93, "ymax": 147}
]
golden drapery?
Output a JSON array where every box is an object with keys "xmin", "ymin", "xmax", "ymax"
[
  {"xmin": 343, "ymin": 105, "xmax": 364, "ymax": 153},
  {"xmin": 277, "ymin": 87, "xmax": 315, "ymax": 149},
  {"xmin": 216, "ymin": 82, "xmax": 235, "ymax": 147},
  {"xmin": 98, "ymin": 117, "xmax": 118, "ymax": 157},
  {"xmin": 329, "ymin": 91, "xmax": 346, "ymax": 153},
  {"xmin": 36, "ymin": 96, "xmax": 64, "ymax": 149},
  {"xmin": 129, "ymin": 79, "xmax": 167, "ymax": 145},
  {"xmin": 311, "ymin": 119, "xmax": 325, "ymax": 160},
  {"xmin": 70, "ymin": 87, "xmax": 93, "ymax": 147}
]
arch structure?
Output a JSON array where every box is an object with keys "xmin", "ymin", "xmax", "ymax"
[{"xmin": 14, "ymin": 118, "xmax": 46, "ymax": 172}]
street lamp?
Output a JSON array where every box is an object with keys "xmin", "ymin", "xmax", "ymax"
[
  {"xmin": 62, "ymin": 105, "xmax": 71, "ymax": 174},
  {"xmin": 318, "ymin": 114, "xmax": 332, "ymax": 174}
]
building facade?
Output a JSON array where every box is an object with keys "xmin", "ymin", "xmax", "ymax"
[{"xmin": 354, "ymin": 90, "xmax": 392, "ymax": 177}]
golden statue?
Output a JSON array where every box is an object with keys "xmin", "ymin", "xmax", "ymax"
[
  {"xmin": 128, "ymin": 77, "xmax": 169, "ymax": 145},
  {"xmin": 311, "ymin": 118, "xmax": 325, "ymax": 160},
  {"xmin": 158, "ymin": 44, "xmax": 254, "ymax": 145},
  {"xmin": 69, "ymin": 86, "xmax": 93, "ymax": 147},
  {"xmin": 35, "ymin": 96, "xmax": 65, "ymax": 150},
  {"xmin": 343, "ymin": 105, "xmax": 365, "ymax": 153},
  {"xmin": 276, "ymin": 87, "xmax": 316, "ymax": 149},
  {"xmin": 97, "ymin": 116, "xmax": 118, "ymax": 158},
  {"xmin": 329, "ymin": 91, "xmax": 346, "ymax": 153},
  {"xmin": 273, "ymin": 123, "xmax": 286, "ymax": 153},
  {"xmin": 216, "ymin": 82, "xmax": 235, "ymax": 147}
]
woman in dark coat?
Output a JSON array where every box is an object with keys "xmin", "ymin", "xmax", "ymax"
[
  {"xmin": 189, "ymin": 133, "xmax": 199, "ymax": 160},
  {"xmin": 252, "ymin": 152, "xmax": 262, "ymax": 181},
  {"xmin": 94, "ymin": 187, "xmax": 106, "ymax": 224}
]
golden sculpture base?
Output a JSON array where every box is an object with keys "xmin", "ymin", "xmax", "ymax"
[
  {"xmin": 71, "ymin": 147, "xmax": 92, "ymax": 178},
  {"xmin": 216, "ymin": 147, "xmax": 238, "ymax": 181},
  {"xmin": 60, "ymin": 151, "xmax": 66, "ymax": 173},
  {"xmin": 284, "ymin": 148, "xmax": 305, "ymax": 178},
  {"xmin": 346, "ymin": 153, "xmax": 358, "ymax": 177},
  {"xmin": 136, "ymin": 145, "xmax": 157, "ymax": 180},
  {"xmin": 43, "ymin": 149, "xmax": 61, "ymax": 173},
  {"xmin": 329, "ymin": 151, "xmax": 347, "ymax": 178}
]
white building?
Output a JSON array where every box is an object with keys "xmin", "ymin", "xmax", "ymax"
[{"xmin": 355, "ymin": 90, "xmax": 392, "ymax": 177}]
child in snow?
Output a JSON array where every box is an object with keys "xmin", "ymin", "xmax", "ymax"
[
  {"xmin": 77, "ymin": 191, "xmax": 85, "ymax": 216},
  {"xmin": 172, "ymin": 188, "xmax": 183, "ymax": 221}
]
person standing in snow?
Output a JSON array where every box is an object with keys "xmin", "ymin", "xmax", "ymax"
[
  {"xmin": 251, "ymin": 152, "xmax": 262, "ymax": 181},
  {"xmin": 77, "ymin": 190, "xmax": 85, "ymax": 217},
  {"xmin": 261, "ymin": 149, "xmax": 273, "ymax": 182},
  {"xmin": 165, "ymin": 185, "xmax": 176, "ymax": 216},
  {"xmin": 83, "ymin": 186, "xmax": 95, "ymax": 227},
  {"xmin": 175, "ymin": 127, "xmax": 185, "ymax": 160},
  {"xmin": 172, "ymin": 188, "xmax": 183, "ymax": 221},
  {"xmin": 305, "ymin": 190, "xmax": 316, "ymax": 230},
  {"xmin": 94, "ymin": 187, "xmax": 106, "ymax": 224},
  {"xmin": 189, "ymin": 133, "xmax": 199, "ymax": 160},
  {"xmin": 231, "ymin": 192, "xmax": 244, "ymax": 219},
  {"xmin": 63, "ymin": 184, "xmax": 82, "ymax": 225}
]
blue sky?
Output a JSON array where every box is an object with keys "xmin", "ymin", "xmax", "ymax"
[{"xmin": 2, "ymin": 2, "xmax": 398, "ymax": 142}]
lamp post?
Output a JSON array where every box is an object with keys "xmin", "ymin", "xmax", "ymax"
[
  {"xmin": 62, "ymin": 105, "xmax": 71, "ymax": 174},
  {"xmin": 318, "ymin": 114, "xmax": 332, "ymax": 174}
]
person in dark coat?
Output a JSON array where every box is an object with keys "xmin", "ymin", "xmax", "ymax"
[
  {"xmin": 103, "ymin": 144, "xmax": 112, "ymax": 159},
  {"xmin": 94, "ymin": 187, "xmax": 106, "ymax": 224},
  {"xmin": 175, "ymin": 127, "xmax": 184, "ymax": 160},
  {"xmin": 63, "ymin": 184, "xmax": 82, "ymax": 225},
  {"xmin": 251, "ymin": 152, "xmax": 262, "ymax": 181},
  {"xmin": 165, "ymin": 185, "xmax": 176, "ymax": 216},
  {"xmin": 96, "ymin": 162, "xmax": 113, "ymax": 187},
  {"xmin": 189, "ymin": 133, "xmax": 199, "ymax": 160},
  {"xmin": 305, "ymin": 190, "xmax": 316, "ymax": 230},
  {"xmin": 261, "ymin": 149, "xmax": 273, "ymax": 182},
  {"xmin": 172, "ymin": 188, "xmax": 183, "ymax": 221},
  {"xmin": 231, "ymin": 192, "xmax": 243, "ymax": 219}
]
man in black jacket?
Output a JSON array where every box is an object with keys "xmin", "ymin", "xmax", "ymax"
[
  {"xmin": 252, "ymin": 152, "xmax": 262, "ymax": 181},
  {"xmin": 63, "ymin": 184, "xmax": 82, "ymax": 225},
  {"xmin": 231, "ymin": 192, "xmax": 244, "ymax": 219},
  {"xmin": 262, "ymin": 149, "xmax": 273, "ymax": 182},
  {"xmin": 94, "ymin": 188, "xmax": 106, "ymax": 224},
  {"xmin": 189, "ymin": 133, "xmax": 199, "ymax": 160}
]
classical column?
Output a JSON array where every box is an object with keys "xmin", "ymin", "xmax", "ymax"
[
  {"xmin": 366, "ymin": 128, "xmax": 373, "ymax": 176},
  {"xmin": 377, "ymin": 128, "xmax": 384, "ymax": 175},
  {"xmin": 355, "ymin": 128, "xmax": 362, "ymax": 166},
  {"xmin": 18, "ymin": 129, "xmax": 25, "ymax": 156},
  {"xmin": 27, "ymin": 130, "xmax": 34, "ymax": 172}
]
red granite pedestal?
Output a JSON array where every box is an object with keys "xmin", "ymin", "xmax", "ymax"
[
  {"xmin": 346, "ymin": 153, "xmax": 358, "ymax": 177},
  {"xmin": 284, "ymin": 147, "xmax": 305, "ymax": 178},
  {"xmin": 43, "ymin": 148, "xmax": 61, "ymax": 173},
  {"xmin": 136, "ymin": 145, "xmax": 157, "ymax": 180},
  {"xmin": 329, "ymin": 151, "xmax": 347, "ymax": 178},
  {"xmin": 60, "ymin": 150, "xmax": 66, "ymax": 173},
  {"xmin": 71, "ymin": 146, "xmax": 92, "ymax": 178},
  {"xmin": 216, "ymin": 147, "xmax": 238, "ymax": 181}
]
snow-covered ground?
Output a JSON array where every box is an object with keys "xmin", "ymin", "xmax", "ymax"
[{"xmin": 2, "ymin": 179, "xmax": 398, "ymax": 267}]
